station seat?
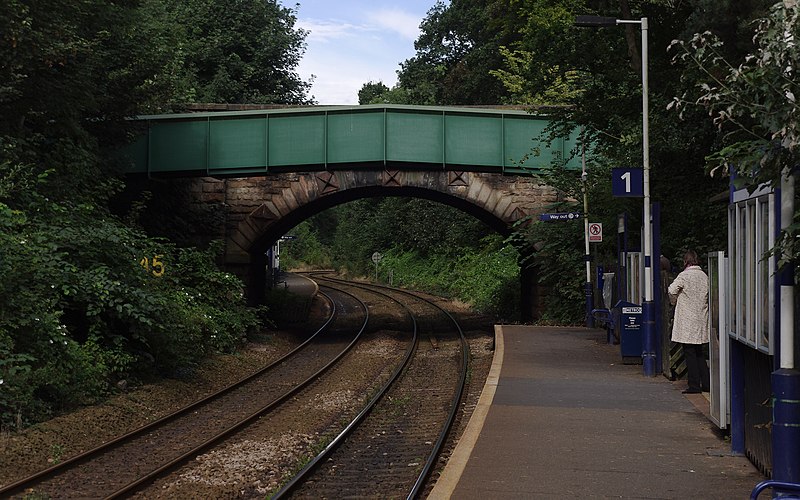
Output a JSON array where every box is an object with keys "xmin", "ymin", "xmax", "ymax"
[{"xmin": 591, "ymin": 308, "xmax": 615, "ymax": 344}]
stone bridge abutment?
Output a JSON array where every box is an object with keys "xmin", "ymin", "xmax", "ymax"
[{"xmin": 189, "ymin": 169, "xmax": 560, "ymax": 320}]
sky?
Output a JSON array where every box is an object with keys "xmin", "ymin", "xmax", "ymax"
[{"xmin": 293, "ymin": 0, "xmax": 438, "ymax": 105}]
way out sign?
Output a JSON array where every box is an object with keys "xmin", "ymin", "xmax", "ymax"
[{"xmin": 588, "ymin": 222, "xmax": 603, "ymax": 242}]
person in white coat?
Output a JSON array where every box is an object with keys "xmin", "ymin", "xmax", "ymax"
[{"xmin": 668, "ymin": 250, "xmax": 710, "ymax": 394}]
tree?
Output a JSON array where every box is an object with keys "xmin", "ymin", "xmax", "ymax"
[
  {"xmin": 168, "ymin": 0, "xmax": 312, "ymax": 104},
  {"xmin": 484, "ymin": 0, "xmax": 774, "ymax": 320},
  {"xmin": 396, "ymin": 0, "xmax": 523, "ymax": 104},
  {"xmin": 358, "ymin": 81, "xmax": 390, "ymax": 104},
  {"xmin": 0, "ymin": 0, "xmax": 316, "ymax": 425},
  {"xmin": 507, "ymin": 1, "xmax": 784, "ymax": 256},
  {"xmin": 670, "ymin": 0, "xmax": 800, "ymax": 264}
]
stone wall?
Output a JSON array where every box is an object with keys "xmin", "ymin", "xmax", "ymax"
[{"xmin": 186, "ymin": 170, "xmax": 561, "ymax": 319}]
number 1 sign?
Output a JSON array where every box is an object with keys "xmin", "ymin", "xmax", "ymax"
[{"xmin": 611, "ymin": 167, "xmax": 644, "ymax": 197}]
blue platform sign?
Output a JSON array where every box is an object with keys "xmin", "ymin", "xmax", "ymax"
[
  {"xmin": 616, "ymin": 300, "xmax": 643, "ymax": 363},
  {"xmin": 612, "ymin": 167, "xmax": 644, "ymax": 197},
  {"xmin": 539, "ymin": 212, "xmax": 582, "ymax": 222}
]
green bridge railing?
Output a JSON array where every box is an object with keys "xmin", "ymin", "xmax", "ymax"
[{"xmin": 122, "ymin": 104, "xmax": 580, "ymax": 177}]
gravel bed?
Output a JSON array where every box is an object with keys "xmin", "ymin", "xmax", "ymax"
[
  {"xmin": 0, "ymin": 298, "xmax": 496, "ymax": 498},
  {"xmin": 0, "ymin": 332, "xmax": 299, "ymax": 488}
]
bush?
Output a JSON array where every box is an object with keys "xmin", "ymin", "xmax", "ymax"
[
  {"xmin": 0, "ymin": 200, "xmax": 261, "ymax": 426},
  {"xmin": 381, "ymin": 235, "xmax": 521, "ymax": 319}
]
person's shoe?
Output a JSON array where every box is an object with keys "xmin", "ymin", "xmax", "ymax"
[{"xmin": 682, "ymin": 388, "xmax": 702, "ymax": 394}]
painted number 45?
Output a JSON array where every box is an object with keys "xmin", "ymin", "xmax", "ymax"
[
  {"xmin": 611, "ymin": 168, "xmax": 644, "ymax": 197},
  {"xmin": 140, "ymin": 255, "xmax": 165, "ymax": 277}
]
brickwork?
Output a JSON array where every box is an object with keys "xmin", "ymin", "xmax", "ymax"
[
  {"xmin": 193, "ymin": 171, "xmax": 558, "ymax": 264},
  {"xmin": 187, "ymin": 170, "xmax": 560, "ymax": 319}
]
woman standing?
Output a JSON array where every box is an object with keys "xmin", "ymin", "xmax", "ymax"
[{"xmin": 668, "ymin": 250, "xmax": 710, "ymax": 394}]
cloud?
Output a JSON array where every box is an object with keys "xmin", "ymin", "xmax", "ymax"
[
  {"xmin": 298, "ymin": 18, "xmax": 368, "ymax": 44},
  {"xmin": 365, "ymin": 8, "xmax": 422, "ymax": 41},
  {"xmin": 294, "ymin": 4, "xmax": 426, "ymax": 104},
  {"xmin": 297, "ymin": 47, "xmax": 400, "ymax": 104}
]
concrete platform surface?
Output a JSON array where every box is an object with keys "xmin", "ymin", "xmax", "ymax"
[
  {"xmin": 282, "ymin": 272, "xmax": 318, "ymax": 298},
  {"xmin": 431, "ymin": 325, "xmax": 764, "ymax": 499}
]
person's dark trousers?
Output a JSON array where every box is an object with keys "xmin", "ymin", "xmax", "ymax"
[{"xmin": 682, "ymin": 343, "xmax": 709, "ymax": 392}]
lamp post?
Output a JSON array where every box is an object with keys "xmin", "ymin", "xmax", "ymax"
[
  {"xmin": 575, "ymin": 15, "xmax": 656, "ymax": 376},
  {"xmin": 581, "ymin": 128, "xmax": 594, "ymax": 328}
]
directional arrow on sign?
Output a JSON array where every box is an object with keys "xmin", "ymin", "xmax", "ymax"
[{"xmin": 539, "ymin": 212, "xmax": 582, "ymax": 222}]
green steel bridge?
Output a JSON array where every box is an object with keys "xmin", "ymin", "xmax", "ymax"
[{"xmin": 123, "ymin": 104, "xmax": 580, "ymax": 176}]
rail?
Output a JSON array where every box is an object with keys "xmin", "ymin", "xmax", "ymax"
[
  {"xmin": 304, "ymin": 275, "xmax": 470, "ymax": 498},
  {"xmin": 0, "ymin": 287, "xmax": 372, "ymax": 498}
]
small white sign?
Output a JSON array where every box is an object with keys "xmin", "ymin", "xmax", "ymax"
[
  {"xmin": 371, "ymin": 252, "xmax": 383, "ymax": 264},
  {"xmin": 588, "ymin": 222, "xmax": 603, "ymax": 242},
  {"xmin": 622, "ymin": 306, "xmax": 642, "ymax": 314}
]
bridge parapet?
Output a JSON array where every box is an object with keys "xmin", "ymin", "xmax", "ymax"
[{"xmin": 124, "ymin": 104, "xmax": 580, "ymax": 177}]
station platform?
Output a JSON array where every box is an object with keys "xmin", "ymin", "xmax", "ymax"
[
  {"xmin": 270, "ymin": 272, "xmax": 319, "ymax": 324},
  {"xmin": 281, "ymin": 272, "xmax": 319, "ymax": 298},
  {"xmin": 430, "ymin": 325, "xmax": 765, "ymax": 499}
]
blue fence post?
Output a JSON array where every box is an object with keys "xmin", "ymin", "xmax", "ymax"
[
  {"xmin": 772, "ymin": 369, "xmax": 800, "ymax": 488},
  {"xmin": 730, "ymin": 340, "xmax": 746, "ymax": 455}
]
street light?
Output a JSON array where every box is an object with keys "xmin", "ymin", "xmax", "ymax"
[{"xmin": 575, "ymin": 15, "xmax": 655, "ymax": 377}]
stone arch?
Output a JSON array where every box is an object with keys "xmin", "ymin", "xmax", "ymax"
[
  {"xmin": 213, "ymin": 170, "xmax": 556, "ymax": 320},
  {"xmin": 224, "ymin": 170, "xmax": 557, "ymax": 266}
]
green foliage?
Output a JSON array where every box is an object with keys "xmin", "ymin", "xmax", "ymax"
[
  {"xmin": 0, "ymin": 199, "xmax": 259, "ymax": 425},
  {"xmin": 280, "ymin": 198, "xmax": 520, "ymax": 318},
  {"xmin": 322, "ymin": 198, "xmax": 494, "ymax": 276},
  {"xmin": 396, "ymin": 0, "xmax": 522, "ymax": 104},
  {"xmin": 670, "ymin": 1, "xmax": 800, "ymax": 266},
  {"xmin": 351, "ymin": 0, "xmax": 774, "ymax": 322},
  {"xmin": 358, "ymin": 81, "xmax": 390, "ymax": 105},
  {"xmin": 0, "ymin": 0, "xmax": 311, "ymax": 426},
  {"xmin": 490, "ymin": 46, "xmax": 583, "ymax": 106},
  {"xmin": 279, "ymin": 220, "xmax": 332, "ymax": 270},
  {"xmin": 381, "ymin": 235, "xmax": 520, "ymax": 318},
  {"xmin": 167, "ymin": 0, "xmax": 312, "ymax": 104},
  {"xmin": 516, "ymin": 217, "xmax": 586, "ymax": 324}
]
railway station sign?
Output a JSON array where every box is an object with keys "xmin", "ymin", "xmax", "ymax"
[
  {"xmin": 617, "ymin": 300, "xmax": 643, "ymax": 362},
  {"xmin": 538, "ymin": 212, "xmax": 581, "ymax": 222},
  {"xmin": 612, "ymin": 167, "xmax": 644, "ymax": 197}
]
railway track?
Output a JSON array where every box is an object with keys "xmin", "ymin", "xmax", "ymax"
[
  {"xmin": 274, "ymin": 274, "xmax": 470, "ymax": 499},
  {"xmin": 1, "ymin": 274, "xmax": 491, "ymax": 499},
  {"xmin": 0, "ymin": 287, "xmax": 368, "ymax": 499}
]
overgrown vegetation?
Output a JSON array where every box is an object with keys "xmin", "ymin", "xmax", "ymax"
[
  {"xmin": 4, "ymin": 0, "xmax": 797, "ymax": 426},
  {"xmin": 279, "ymin": 198, "xmax": 521, "ymax": 319},
  {"xmin": 0, "ymin": 0, "xmax": 309, "ymax": 426},
  {"xmin": 361, "ymin": 0, "xmax": 788, "ymax": 323}
]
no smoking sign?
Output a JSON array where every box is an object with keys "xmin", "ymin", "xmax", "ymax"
[{"xmin": 588, "ymin": 222, "xmax": 603, "ymax": 243}]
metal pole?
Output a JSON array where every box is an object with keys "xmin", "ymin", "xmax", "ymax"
[
  {"xmin": 635, "ymin": 17, "xmax": 656, "ymax": 376},
  {"xmin": 576, "ymin": 16, "xmax": 654, "ymax": 371},
  {"xmin": 780, "ymin": 168, "xmax": 795, "ymax": 371},
  {"xmin": 582, "ymin": 128, "xmax": 594, "ymax": 327},
  {"xmin": 773, "ymin": 167, "xmax": 799, "ymax": 488}
]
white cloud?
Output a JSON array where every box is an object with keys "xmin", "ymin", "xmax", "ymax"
[
  {"xmin": 295, "ymin": 4, "xmax": 426, "ymax": 104},
  {"xmin": 365, "ymin": 8, "xmax": 422, "ymax": 41},
  {"xmin": 298, "ymin": 47, "xmax": 399, "ymax": 104},
  {"xmin": 298, "ymin": 18, "xmax": 368, "ymax": 43}
]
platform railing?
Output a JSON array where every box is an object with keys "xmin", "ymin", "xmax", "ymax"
[{"xmin": 750, "ymin": 480, "xmax": 800, "ymax": 499}]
